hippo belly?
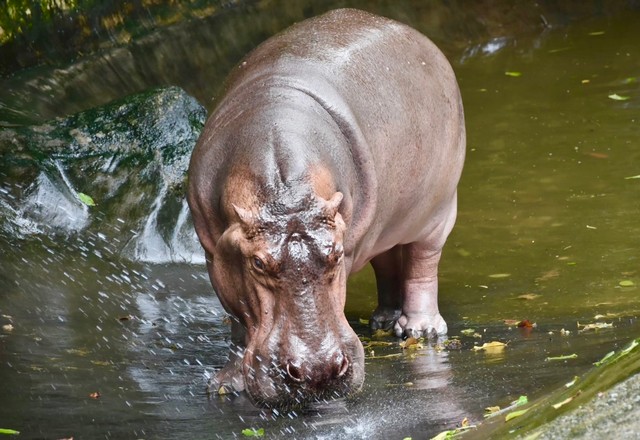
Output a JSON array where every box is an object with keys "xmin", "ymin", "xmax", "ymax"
[{"xmin": 187, "ymin": 8, "xmax": 465, "ymax": 407}]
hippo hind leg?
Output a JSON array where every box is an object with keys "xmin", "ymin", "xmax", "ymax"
[{"xmin": 369, "ymin": 246, "xmax": 403, "ymax": 332}]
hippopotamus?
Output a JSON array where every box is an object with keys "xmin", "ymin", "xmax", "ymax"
[{"xmin": 187, "ymin": 8, "xmax": 465, "ymax": 407}]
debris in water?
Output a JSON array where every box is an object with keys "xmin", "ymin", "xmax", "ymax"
[
  {"xmin": 88, "ymin": 391, "xmax": 101, "ymax": 399},
  {"xmin": 577, "ymin": 321, "xmax": 613, "ymax": 331},
  {"xmin": 545, "ymin": 353, "xmax": 578, "ymax": 361}
]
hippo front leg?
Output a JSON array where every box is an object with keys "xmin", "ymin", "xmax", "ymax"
[
  {"xmin": 208, "ymin": 318, "xmax": 246, "ymax": 395},
  {"xmin": 393, "ymin": 243, "xmax": 447, "ymax": 339}
]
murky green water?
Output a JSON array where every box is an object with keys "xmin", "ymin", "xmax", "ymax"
[{"xmin": 1, "ymin": 2, "xmax": 639, "ymax": 439}]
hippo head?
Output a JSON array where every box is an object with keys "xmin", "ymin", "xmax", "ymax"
[{"xmin": 211, "ymin": 189, "xmax": 365, "ymax": 407}]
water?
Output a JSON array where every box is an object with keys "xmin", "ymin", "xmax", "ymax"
[{"xmin": 1, "ymin": 2, "xmax": 639, "ymax": 439}]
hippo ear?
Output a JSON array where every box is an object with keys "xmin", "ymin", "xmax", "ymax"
[
  {"xmin": 232, "ymin": 204, "xmax": 255, "ymax": 226},
  {"xmin": 319, "ymin": 192, "xmax": 343, "ymax": 218}
]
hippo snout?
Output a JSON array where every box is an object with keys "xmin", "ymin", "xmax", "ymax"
[
  {"xmin": 284, "ymin": 349, "xmax": 350, "ymax": 386},
  {"xmin": 244, "ymin": 334, "xmax": 364, "ymax": 407}
]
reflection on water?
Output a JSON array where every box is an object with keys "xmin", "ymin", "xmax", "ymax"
[{"xmin": 1, "ymin": 2, "xmax": 640, "ymax": 439}]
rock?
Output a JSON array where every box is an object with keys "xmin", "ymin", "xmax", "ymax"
[{"xmin": 0, "ymin": 86, "xmax": 206, "ymax": 264}]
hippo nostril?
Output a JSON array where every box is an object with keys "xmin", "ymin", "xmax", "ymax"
[
  {"xmin": 286, "ymin": 362, "xmax": 304, "ymax": 383},
  {"xmin": 336, "ymin": 355, "xmax": 349, "ymax": 378}
]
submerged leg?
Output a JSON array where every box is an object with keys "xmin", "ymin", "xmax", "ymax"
[
  {"xmin": 208, "ymin": 318, "xmax": 246, "ymax": 395},
  {"xmin": 370, "ymin": 246, "xmax": 403, "ymax": 331}
]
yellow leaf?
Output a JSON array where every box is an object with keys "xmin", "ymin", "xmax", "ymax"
[
  {"xmin": 473, "ymin": 341, "xmax": 506, "ymax": 352},
  {"xmin": 505, "ymin": 408, "xmax": 529, "ymax": 422}
]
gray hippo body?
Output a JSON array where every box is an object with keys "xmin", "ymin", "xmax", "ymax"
[{"xmin": 188, "ymin": 8, "xmax": 465, "ymax": 407}]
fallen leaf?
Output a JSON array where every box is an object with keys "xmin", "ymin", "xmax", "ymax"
[
  {"xmin": 608, "ymin": 93, "xmax": 630, "ymax": 101},
  {"xmin": 584, "ymin": 152, "xmax": 609, "ymax": 159},
  {"xmin": 460, "ymin": 328, "xmax": 476, "ymax": 336},
  {"xmin": 400, "ymin": 337, "xmax": 423, "ymax": 350},
  {"xmin": 485, "ymin": 406, "xmax": 501, "ymax": 415},
  {"xmin": 359, "ymin": 318, "xmax": 370, "ymax": 325},
  {"xmin": 517, "ymin": 320, "xmax": 534, "ymax": 328},
  {"xmin": 88, "ymin": 391, "xmax": 101, "ymax": 399},
  {"xmin": 2, "ymin": 324, "xmax": 14, "ymax": 332},
  {"xmin": 473, "ymin": 341, "xmax": 506, "ymax": 353},
  {"xmin": 589, "ymin": 31, "xmax": 605, "ymax": 36},
  {"xmin": 625, "ymin": 174, "xmax": 640, "ymax": 180},
  {"xmin": 505, "ymin": 71, "xmax": 522, "ymax": 77},
  {"xmin": 505, "ymin": 408, "xmax": 529, "ymax": 422},
  {"xmin": 565, "ymin": 376, "xmax": 579, "ymax": 388},
  {"xmin": 517, "ymin": 294, "xmax": 540, "ymax": 300},
  {"xmin": 489, "ymin": 273, "xmax": 511, "ymax": 279},
  {"xmin": 241, "ymin": 428, "xmax": 265, "ymax": 437},
  {"xmin": 504, "ymin": 319, "xmax": 520, "ymax": 326},
  {"xmin": 552, "ymin": 395, "xmax": 577, "ymax": 410},
  {"xmin": 77, "ymin": 192, "xmax": 96, "ymax": 206},
  {"xmin": 594, "ymin": 351, "xmax": 615, "ymax": 367},
  {"xmin": 619, "ymin": 280, "xmax": 635, "ymax": 287}
]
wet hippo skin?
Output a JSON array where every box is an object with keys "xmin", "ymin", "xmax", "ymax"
[{"xmin": 188, "ymin": 8, "xmax": 465, "ymax": 407}]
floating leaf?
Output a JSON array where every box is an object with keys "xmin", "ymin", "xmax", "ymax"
[
  {"xmin": 89, "ymin": 391, "xmax": 101, "ymax": 399},
  {"xmin": 517, "ymin": 294, "xmax": 540, "ymax": 300},
  {"xmin": 608, "ymin": 93, "xmax": 630, "ymax": 101},
  {"xmin": 242, "ymin": 428, "xmax": 265, "ymax": 437},
  {"xmin": 504, "ymin": 319, "xmax": 521, "ymax": 326},
  {"xmin": 505, "ymin": 71, "xmax": 522, "ymax": 77},
  {"xmin": 2, "ymin": 324, "xmax": 13, "ymax": 332},
  {"xmin": 489, "ymin": 273, "xmax": 511, "ymax": 279},
  {"xmin": 359, "ymin": 317, "xmax": 370, "ymax": 325},
  {"xmin": 624, "ymin": 175, "xmax": 640, "ymax": 180},
  {"xmin": 565, "ymin": 376, "xmax": 579, "ymax": 388},
  {"xmin": 460, "ymin": 328, "xmax": 476, "ymax": 336},
  {"xmin": 485, "ymin": 406, "xmax": 501, "ymax": 415},
  {"xmin": 77, "ymin": 192, "xmax": 96, "ymax": 206},
  {"xmin": 473, "ymin": 341, "xmax": 506, "ymax": 353},
  {"xmin": 589, "ymin": 31, "xmax": 605, "ymax": 36},
  {"xmin": 552, "ymin": 395, "xmax": 577, "ymax": 410},
  {"xmin": 594, "ymin": 350, "xmax": 615, "ymax": 367},
  {"xmin": 545, "ymin": 353, "xmax": 578, "ymax": 361},
  {"xmin": 505, "ymin": 408, "xmax": 529, "ymax": 422},
  {"xmin": 400, "ymin": 337, "xmax": 423, "ymax": 350},
  {"xmin": 619, "ymin": 280, "xmax": 635, "ymax": 287},
  {"xmin": 517, "ymin": 320, "xmax": 535, "ymax": 328},
  {"xmin": 0, "ymin": 429, "xmax": 20, "ymax": 435}
]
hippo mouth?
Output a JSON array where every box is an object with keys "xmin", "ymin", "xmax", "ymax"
[{"xmin": 242, "ymin": 337, "xmax": 365, "ymax": 408}]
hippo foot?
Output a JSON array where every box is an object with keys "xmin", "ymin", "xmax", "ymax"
[
  {"xmin": 370, "ymin": 306, "xmax": 402, "ymax": 332},
  {"xmin": 207, "ymin": 360, "xmax": 246, "ymax": 396},
  {"xmin": 393, "ymin": 313, "xmax": 447, "ymax": 339}
]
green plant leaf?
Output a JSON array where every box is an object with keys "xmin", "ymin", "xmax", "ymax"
[
  {"xmin": 241, "ymin": 428, "xmax": 264, "ymax": 437},
  {"xmin": 77, "ymin": 192, "xmax": 96, "ymax": 206},
  {"xmin": 505, "ymin": 71, "xmax": 522, "ymax": 77},
  {"xmin": 0, "ymin": 429, "xmax": 20, "ymax": 435}
]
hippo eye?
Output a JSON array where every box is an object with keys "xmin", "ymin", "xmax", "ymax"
[{"xmin": 252, "ymin": 256, "xmax": 266, "ymax": 272}]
